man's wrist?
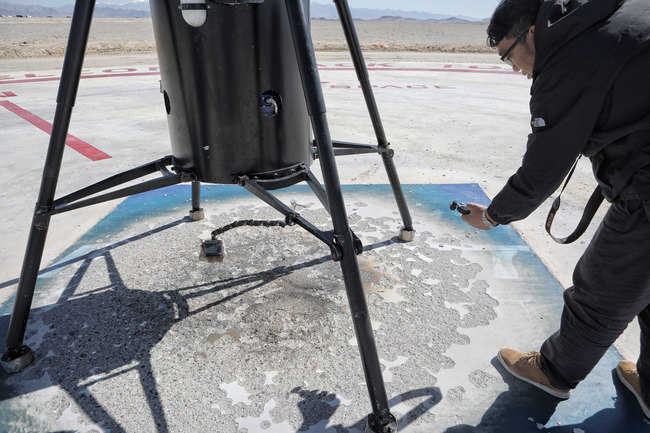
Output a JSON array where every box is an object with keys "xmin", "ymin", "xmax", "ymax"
[{"xmin": 482, "ymin": 209, "xmax": 499, "ymax": 229}]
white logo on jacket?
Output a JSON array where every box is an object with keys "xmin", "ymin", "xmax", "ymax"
[{"xmin": 531, "ymin": 117, "xmax": 547, "ymax": 129}]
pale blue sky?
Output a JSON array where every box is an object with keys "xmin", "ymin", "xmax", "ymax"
[
  {"xmin": 88, "ymin": 0, "xmax": 502, "ymax": 20},
  {"xmin": 345, "ymin": 0, "xmax": 501, "ymax": 19},
  {"xmin": 36, "ymin": 0, "xmax": 502, "ymax": 18}
]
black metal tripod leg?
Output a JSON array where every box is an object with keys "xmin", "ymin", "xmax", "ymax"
[
  {"xmin": 1, "ymin": 0, "xmax": 97, "ymax": 374},
  {"xmin": 189, "ymin": 180, "xmax": 205, "ymax": 221},
  {"xmin": 303, "ymin": 169, "xmax": 330, "ymax": 213},
  {"xmin": 284, "ymin": 1, "xmax": 396, "ymax": 431},
  {"xmin": 240, "ymin": 178, "xmax": 341, "ymax": 258},
  {"xmin": 333, "ymin": 0, "xmax": 415, "ymax": 243}
]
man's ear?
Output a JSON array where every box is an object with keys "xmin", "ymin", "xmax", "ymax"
[{"xmin": 530, "ymin": 25, "xmax": 535, "ymax": 35}]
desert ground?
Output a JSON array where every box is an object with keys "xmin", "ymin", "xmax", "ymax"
[{"xmin": 0, "ymin": 17, "xmax": 493, "ymax": 60}]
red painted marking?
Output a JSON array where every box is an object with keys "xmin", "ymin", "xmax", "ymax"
[
  {"xmin": 0, "ymin": 72, "xmax": 160, "ymax": 85},
  {"xmin": 24, "ymin": 73, "xmax": 56, "ymax": 78},
  {"xmin": 318, "ymin": 67, "xmax": 517, "ymax": 74},
  {"xmin": 0, "ymin": 66, "xmax": 517, "ymax": 85},
  {"xmin": 0, "ymin": 100, "xmax": 111, "ymax": 161}
]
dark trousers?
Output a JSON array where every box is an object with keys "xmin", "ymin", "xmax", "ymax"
[{"xmin": 539, "ymin": 199, "xmax": 650, "ymax": 401}]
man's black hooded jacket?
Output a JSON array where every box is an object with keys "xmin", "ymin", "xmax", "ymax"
[{"xmin": 487, "ymin": 0, "xmax": 650, "ymax": 225}]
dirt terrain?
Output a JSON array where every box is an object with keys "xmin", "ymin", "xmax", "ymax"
[{"xmin": 0, "ymin": 17, "xmax": 491, "ymax": 59}]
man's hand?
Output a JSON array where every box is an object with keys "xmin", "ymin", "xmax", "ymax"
[{"xmin": 460, "ymin": 203, "xmax": 494, "ymax": 231}]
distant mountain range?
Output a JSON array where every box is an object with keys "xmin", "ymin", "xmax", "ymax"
[
  {"xmin": 0, "ymin": 1, "xmax": 150, "ymax": 18},
  {"xmin": 309, "ymin": 3, "xmax": 483, "ymax": 21},
  {"xmin": 0, "ymin": 1, "xmax": 486, "ymax": 21}
]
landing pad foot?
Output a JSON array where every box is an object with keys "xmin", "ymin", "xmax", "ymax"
[
  {"xmin": 399, "ymin": 227, "xmax": 416, "ymax": 242},
  {"xmin": 1, "ymin": 345, "xmax": 34, "ymax": 373}
]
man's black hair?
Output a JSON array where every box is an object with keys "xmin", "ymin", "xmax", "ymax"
[{"xmin": 487, "ymin": 0, "xmax": 543, "ymax": 47}]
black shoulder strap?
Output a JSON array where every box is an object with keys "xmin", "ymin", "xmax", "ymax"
[{"xmin": 545, "ymin": 156, "xmax": 605, "ymax": 244}]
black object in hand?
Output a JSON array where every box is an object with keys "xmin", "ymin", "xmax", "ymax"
[{"xmin": 450, "ymin": 201, "xmax": 470, "ymax": 215}]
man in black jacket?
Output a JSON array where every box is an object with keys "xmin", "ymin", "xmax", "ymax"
[{"xmin": 460, "ymin": 0, "xmax": 650, "ymax": 416}]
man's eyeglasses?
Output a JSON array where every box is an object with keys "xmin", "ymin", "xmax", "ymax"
[{"xmin": 500, "ymin": 30, "xmax": 528, "ymax": 67}]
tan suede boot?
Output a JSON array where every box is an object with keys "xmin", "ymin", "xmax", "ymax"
[
  {"xmin": 617, "ymin": 360, "xmax": 650, "ymax": 418},
  {"xmin": 498, "ymin": 348, "xmax": 571, "ymax": 399}
]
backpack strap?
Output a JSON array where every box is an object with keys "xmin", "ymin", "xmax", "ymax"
[{"xmin": 545, "ymin": 156, "xmax": 605, "ymax": 244}]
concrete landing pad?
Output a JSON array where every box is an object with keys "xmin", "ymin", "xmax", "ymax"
[{"xmin": 1, "ymin": 183, "xmax": 646, "ymax": 432}]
